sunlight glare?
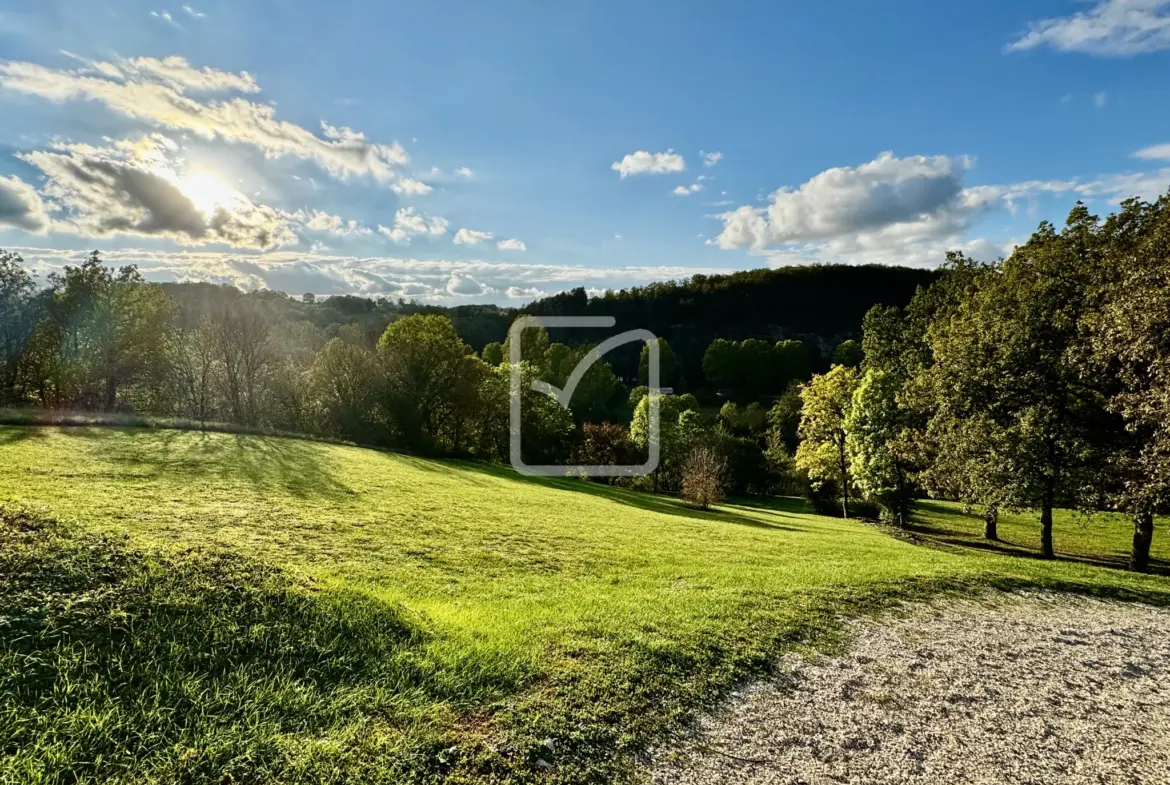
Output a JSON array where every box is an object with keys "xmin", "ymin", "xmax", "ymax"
[{"xmin": 177, "ymin": 170, "xmax": 238, "ymax": 216}]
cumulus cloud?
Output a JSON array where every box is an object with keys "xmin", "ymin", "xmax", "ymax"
[
  {"xmin": 455, "ymin": 166, "xmax": 473, "ymax": 178},
  {"xmin": 496, "ymin": 237, "xmax": 526, "ymax": 251},
  {"xmin": 1007, "ymin": 0, "xmax": 1170, "ymax": 56},
  {"xmin": 17, "ymin": 137, "xmax": 296, "ymax": 248},
  {"xmin": 390, "ymin": 178, "xmax": 432, "ymax": 195},
  {"xmin": 377, "ymin": 207, "xmax": 448, "ymax": 244},
  {"xmin": 673, "ymin": 183, "xmax": 703, "ymax": 195},
  {"xmin": 182, "ymin": 4, "xmax": 205, "ymax": 17},
  {"xmin": 713, "ymin": 149, "xmax": 1170, "ymax": 268},
  {"xmin": 611, "ymin": 149, "xmax": 685, "ymax": 178},
  {"xmin": 446, "ymin": 272, "xmax": 489, "ymax": 296},
  {"xmin": 0, "ymin": 55, "xmax": 409, "ymax": 183},
  {"xmin": 0, "ymin": 175, "xmax": 50, "ymax": 232},
  {"xmin": 701, "ymin": 150, "xmax": 723, "ymax": 167},
  {"xmin": 453, "ymin": 227, "xmax": 493, "ymax": 245},
  {"xmin": 300, "ymin": 210, "xmax": 371, "ymax": 237}
]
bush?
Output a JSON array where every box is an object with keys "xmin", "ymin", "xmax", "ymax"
[{"xmin": 681, "ymin": 445, "xmax": 727, "ymax": 510}]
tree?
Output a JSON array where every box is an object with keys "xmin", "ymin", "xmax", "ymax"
[
  {"xmin": 774, "ymin": 339, "xmax": 814, "ymax": 388},
  {"xmin": 0, "ymin": 251, "xmax": 40, "ymax": 404},
  {"xmin": 638, "ymin": 337, "xmax": 677, "ymax": 387},
  {"xmin": 502, "ymin": 319, "xmax": 549, "ymax": 365},
  {"xmin": 924, "ymin": 208, "xmax": 1109, "ymax": 558},
  {"xmin": 681, "ymin": 445, "xmax": 727, "ymax": 509},
  {"xmin": 795, "ymin": 365, "xmax": 859, "ymax": 517},
  {"xmin": 378, "ymin": 314, "xmax": 475, "ymax": 451},
  {"xmin": 630, "ymin": 392, "xmax": 700, "ymax": 492},
  {"xmin": 48, "ymin": 254, "xmax": 172, "ymax": 410},
  {"xmin": 168, "ymin": 315, "xmax": 218, "ymax": 425},
  {"xmin": 766, "ymin": 384, "xmax": 803, "ymax": 455},
  {"xmin": 846, "ymin": 369, "xmax": 915, "ymax": 524},
  {"xmin": 213, "ymin": 301, "xmax": 273, "ymax": 426},
  {"xmin": 832, "ymin": 339, "xmax": 864, "ymax": 368},
  {"xmin": 482, "ymin": 341, "xmax": 504, "ymax": 366},
  {"xmin": 1082, "ymin": 195, "xmax": 1170, "ymax": 571},
  {"xmin": 308, "ymin": 338, "xmax": 382, "ymax": 440},
  {"xmin": 573, "ymin": 422, "xmax": 635, "ymax": 477}
]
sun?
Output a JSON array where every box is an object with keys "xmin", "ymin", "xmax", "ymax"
[{"xmin": 177, "ymin": 170, "xmax": 238, "ymax": 216}]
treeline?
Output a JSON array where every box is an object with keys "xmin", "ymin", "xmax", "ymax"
[{"xmin": 805, "ymin": 196, "xmax": 1170, "ymax": 573}]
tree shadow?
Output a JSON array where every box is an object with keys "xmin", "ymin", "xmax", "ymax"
[
  {"xmin": 66, "ymin": 427, "xmax": 355, "ymax": 501},
  {"xmin": 536, "ymin": 478, "xmax": 797, "ymax": 531},
  {"xmin": 0, "ymin": 426, "xmax": 49, "ymax": 445},
  {"xmin": 904, "ymin": 513, "xmax": 1170, "ymax": 577}
]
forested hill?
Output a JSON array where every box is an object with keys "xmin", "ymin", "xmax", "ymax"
[
  {"xmin": 156, "ymin": 263, "xmax": 937, "ymax": 384},
  {"xmin": 524, "ymin": 264, "xmax": 940, "ymax": 378}
]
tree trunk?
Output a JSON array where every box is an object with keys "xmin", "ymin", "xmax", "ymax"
[
  {"xmin": 983, "ymin": 503, "xmax": 999, "ymax": 541},
  {"xmin": 1039, "ymin": 492, "xmax": 1054, "ymax": 559},
  {"xmin": 1132, "ymin": 507, "xmax": 1155, "ymax": 573},
  {"xmin": 840, "ymin": 462, "xmax": 850, "ymax": 518},
  {"xmin": 653, "ymin": 467, "xmax": 659, "ymax": 494},
  {"xmin": 104, "ymin": 376, "xmax": 117, "ymax": 411}
]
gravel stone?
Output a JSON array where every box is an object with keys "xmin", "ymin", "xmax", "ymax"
[{"xmin": 648, "ymin": 593, "xmax": 1170, "ymax": 785}]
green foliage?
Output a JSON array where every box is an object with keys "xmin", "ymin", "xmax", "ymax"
[
  {"xmin": 704, "ymin": 337, "xmax": 818, "ymax": 397},
  {"xmin": 832, "ymin": 339, "xmax": 864, "ymax": 369},
  {"xmin": 795, "ymin": 365, "xmax": 859, "ymax": 517},
  {"xmin": 481, "ymin": 341, "xmax": 504, "ymax": 366},
  {"xmin": 846, "ymin": 369, "xmax": 916, "ymax": 524},
  {"xmin": 501, "ymin": 319, "xmax": 549, "ymax": 365},
  {"xmin": 638, "ymin": 337, "xmax": 678, "ymax": 387}
]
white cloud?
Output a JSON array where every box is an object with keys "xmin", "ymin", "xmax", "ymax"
[
  {"xmin": 505, "ymin": 286, "xmax": 546, "ymax": 300},
  {"xmin": 455, "ymin": 166, "xmax": 473, "ymax": 178},
  {"xmin": 182, "ymin": 4, "xmax": 205, "ymax": 17},
  {"xmin": 611, "ymin": 149, "xmax": 685, "ymax": 178},
  {"xmin": 0, "ymin": 55, "xmax": 409, "ymax": 183},
  {"xmin": 377, "ymin": 207, "xmax": 448, "ymax": 244},
  {"xmin": 4, "ymin": 245, "xmax": 723, "ymax": 304},
  {"xmin": 1007, "ymin": 0, "xmax": 1170, "ymax": 56},
  {"xmin": 1094, "ymin": 90, "xmax": 1108, "ymax": 108},
  {"xmin": 701, "ymin": 150, "xmax": 723, "ymax": 167},
  {"xmin": 453, "ymin": 227, "xmax": 493, "ymax": 245},
  {"xmin": 715, "ymin": 152, "xmax": 980, "ymax": 250},
  {"xmin": 1136, "ymin": 143, "xmax": 1170, "ymax": 160},
  {"xmin": 150, "ymin": 10, "xmax": 181, "ymax": 27},
  {"xmin": 17, "ymin": 137, "xmax": 296, "ymax": 248},
  {"xmin": 446, "ymin": 272, "xmax": 489, "ymax": 296},
  {"xmin": 301, "ymin": 210, "xmax": 370, "ymax": 237},
  {"xmin": 0, "ymin": 175, "xmax": 49, "ymax": 232},
  {"xmin": 390, "ymin": 178, "xmax": 432, "ymax": 195},
  {"xmin": 673, "ymin": 183, "xmax": 703, "ymax": 195},
  {"xmin": 120, "ymin": 56, "xmax": 258, "ymax": 93},
  {"xmin": 497, "ymin": 237, "xmax": 526, "ymax": 251}
]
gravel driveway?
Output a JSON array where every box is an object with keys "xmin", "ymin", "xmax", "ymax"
[{"xmin": 649, "ymin": 594, "xmax": 1170, "ymax": 785}]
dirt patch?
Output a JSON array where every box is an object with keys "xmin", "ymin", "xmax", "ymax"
[{"xmin": 649, "ymin": 594, "xmax": 1170, "ymax": 784}]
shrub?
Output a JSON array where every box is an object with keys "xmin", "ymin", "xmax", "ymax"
[{"xmin": 681, "ymin": 445, "xmax": 727, "ymax": 510}]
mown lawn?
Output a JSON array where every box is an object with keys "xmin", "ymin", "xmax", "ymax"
[{"xmin": 2, "ymin": 425, "xmax": 1169, "ymax": 784}]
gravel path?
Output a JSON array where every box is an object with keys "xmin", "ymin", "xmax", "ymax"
[{"xmin": 649, "ymin": 594, "xmax": 1170, "ymax": 785}]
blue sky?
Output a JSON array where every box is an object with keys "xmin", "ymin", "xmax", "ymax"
[{"xmin": 1, "ymin": 0, "xmax": 1169, "ymax": 303}]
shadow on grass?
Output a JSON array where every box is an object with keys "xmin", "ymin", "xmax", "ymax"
[
  {"xmin": 904, "ymin": 509, "xmax": 1170, "ymax": 577},
  {"xmin": 9, "ymin": 424, "xmax": 355, "ymax": 501}
]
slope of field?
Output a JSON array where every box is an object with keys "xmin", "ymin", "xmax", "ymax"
[{"xmin": 2, "ymin": 426, "xmax": 1169, "ymax": 784}]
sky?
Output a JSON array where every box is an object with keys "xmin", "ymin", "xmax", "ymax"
[{"xmin": 1, "ymin": 0, "xmax": 1169, "ymax": 304}]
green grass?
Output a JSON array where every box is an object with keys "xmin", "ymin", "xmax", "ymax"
[{"xmin": 2, "ymin": 425, "xmax": 1169, "ymax": 784}]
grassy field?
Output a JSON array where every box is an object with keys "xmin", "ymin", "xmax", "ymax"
[{"xmin": 2, "ymin": 425, "xmax": 1169, "ymax": 784}]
